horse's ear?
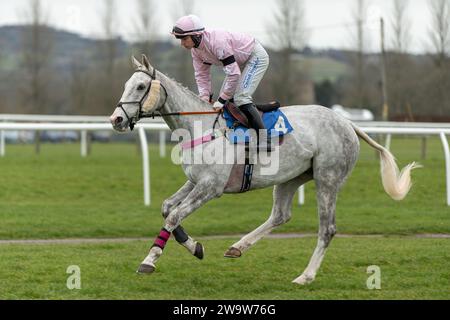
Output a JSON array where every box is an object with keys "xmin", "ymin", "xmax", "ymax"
[
  {"xmin": 131, "ymin": 56, "xmax": 142, "ymax": 69},
  {"xmin": 141, "ymin": 54, "xmax": 152, "ymax": 71}
]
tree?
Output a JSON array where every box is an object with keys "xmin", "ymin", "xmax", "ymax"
[
  {"xmin": 266, "ymin": 0, "xmax": 310, "ymax": 105},
  {"xmin": 391, "ymin": 0, "xmax": 411, "ymax": 53},
  {"xmin": 427, "ymin": 0, "xmax": 450, "ymax": 117},
  {"xmin": 314, "ymin": 79, "xmax": 336, "ymax": 108},
  {"xmin": 19, "ymin": 0, "xmax": 53, "ymax": 114},
  {"xmin": 69, "ymin": 58, "xmax": 91, "ymax": 115},
  {"xmin": 352, "ymin": 0, "xmax": 369, "ymax": 108},
  {"xmin": 386, "ymin": 0, "xmax": 414, "ymax": 119},
  {"xmin": 337, "ymin": 0, "xmax": 384, "ymax": 111},
  {"xmin": 428, "ymin": 0, "xmax": 450, "ymax": 68},
  {"xmin": 133, "ymin": 0, "xmax": 157, "ymax": 56},
  {"xmin": 269, "ymin": 0, "xmax": 306, "ymax": 50},
  {"xmin": 170, "ymin": 0, "xmax": 196, "ymax": 89},
  {"xmin": 100, "ymin": 0, "xmax": 118, "ymax": 72},
  {"xmin": 96, "ymin": 0, "xmax": 121, "ymax": 114}
]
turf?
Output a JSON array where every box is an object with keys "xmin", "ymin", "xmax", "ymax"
[
  {"xmin": 0, "ymin": 137, "xmax": 449, "ymax": 239},
  {"xmin": 0, "ymin": 237, "xmax": 448, "ymax": 299},
  {"xmin": 0, "ymin": 137, "xmax": 449, "ymax": 300}
]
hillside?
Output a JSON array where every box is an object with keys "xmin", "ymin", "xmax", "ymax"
[
  {"xmin": 1, "ymin": 24, "xmax": 440, "ymax": 117},
  {"xmin": 0, "ymin": 25, "xmax": 352, "ymax": 79}
]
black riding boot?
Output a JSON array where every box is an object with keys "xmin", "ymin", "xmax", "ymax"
[{"xmin": 239, "ymin": 103, "xmax": 270, "ymax": 151}]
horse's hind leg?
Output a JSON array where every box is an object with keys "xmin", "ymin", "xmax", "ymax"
[
  {"xmin": 162, "ymin": 180, "xmax": 204, "ymax": 259},
  {"xmin": 292, "ymin": 172, "xmax": 340, "ymax": 285},
  {"xmin": 225, "ymin": 172, "xmax": 313, "ymax": 257}
]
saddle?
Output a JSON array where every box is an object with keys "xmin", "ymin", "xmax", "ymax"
[
  {"xmin": 222, "ymin": 101, "xmax": 293, "ymax": 146},
  {"xmin": 220, "ymin": 101, "xmax": 292, "ymax": 193},
  {"xmin": 223, "ymin": 101, "xmax": 281, "ymax": 128}
]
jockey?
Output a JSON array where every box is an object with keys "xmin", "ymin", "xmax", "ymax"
[{"xmin": 171, "ymin": 14, "xmax": 270, "ymax": 138}]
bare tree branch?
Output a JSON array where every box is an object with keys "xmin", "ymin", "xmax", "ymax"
[
  {"xmin": 97, "ymin": 0, "xmax": 119, "ymax": 113},
  {"xmin": 428, "ymin": 0, "xmax": 450, "ymax": 67},
  {"xmin": 171, "ymin": 0, "xmax": 196, "ymax": 21},
  {"xmin": 265, "ymin": 0, "xmax": 312, "ymax": 105},
  {"xmin": 385, "ymin": 0, "xmax": 414, "ymax": 119},
  {"xmin": 170, "ymin": 0, "xmax": 197, "ymax": 89},
  {"xmin": 427, "ymin": 0, "xmax": 450, "ymax": 116},
  {"xmin": 133, "ymin": 0, "xmax": 157, "ymax": 55},
  {"xmin": 268, "ymin": 0, "xmax": 306, "ymax": 51},
  {"xmin": 20, "ymin": 0, "xmax": 53, "ymax": 114},
  {"xmin": 390, "ymin": 0, "xmax": 411, "ymax": 53},
  {"xmin": 350, "ymin": 0, "xmax": 369, "ymax": 108},
  {"xmin": 353, "ymin": 0, "xmax": 367, "ymax": 54}
]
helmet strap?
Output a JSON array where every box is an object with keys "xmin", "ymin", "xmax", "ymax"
[{"xmin": 192, "ymin": 34, "xmax": 202, "ymax": 48}]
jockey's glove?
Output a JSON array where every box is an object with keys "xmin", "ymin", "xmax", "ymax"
[{"xmin": 213, "ymin": 100, "xmax": 225, "ymax": 111}]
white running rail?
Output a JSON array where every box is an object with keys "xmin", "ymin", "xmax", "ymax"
[
  {"xmin": 1, "ymin": 122, "xmax": 450, "ymax": 206},
  {"xmin": 0, "ymin": 122, "xmax": 169, "ymax": 206}
]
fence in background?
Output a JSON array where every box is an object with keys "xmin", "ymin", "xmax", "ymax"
[
  {"xmin": 0, "ymin": 114, "xmax": 168, "ymax": 157},
  {"xmin": 1, "ymin": 116, "xmax": 450, "ymax": 206},
  {"xmin": 0, "ymin": 122, "xmax": 168, "ymax": 207},
  {"xmin": 297, "ymin": 126, "xmax": 450, "ymax": 207}
]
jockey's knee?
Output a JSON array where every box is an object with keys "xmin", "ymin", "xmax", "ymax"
[{"xmin": 233, "ymin": 94, "xmax": 252, "ymax": 107}]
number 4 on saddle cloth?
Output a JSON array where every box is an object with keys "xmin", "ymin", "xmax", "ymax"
[{"xmin": 222, "ymin": 101, "xmax": 294, "ymax": 146}]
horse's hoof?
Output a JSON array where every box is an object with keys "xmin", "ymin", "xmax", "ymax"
[
  {"xmin": 224, "ymin": 247, "xmax": 241, "ymax": 258},
  {"xmin": 136, "ymin": 263, "xmax": 155, "ymax": 274},
  {"xmin": 292, "ymin": 274, "xmax": 315, "ymax": 285},
  {"xmin": 194, "ymin": 242, "xmax": 204, "ymax": 260}
]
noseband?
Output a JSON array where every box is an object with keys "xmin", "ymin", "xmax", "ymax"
[{"xmin": 116, "ymin": 68, "xmax": 167, "ymax": 130}]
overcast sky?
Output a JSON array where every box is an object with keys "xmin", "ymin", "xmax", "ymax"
[{"xmin": 0, "ymin": 0, "xmax": 438, "ymax": 53}]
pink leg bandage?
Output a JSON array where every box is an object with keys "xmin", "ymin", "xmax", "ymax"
[{"xmin": 153, "ymin": 228, "xmax": 171, "ymax": 249}]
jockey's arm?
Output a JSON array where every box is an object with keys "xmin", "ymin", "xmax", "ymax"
[
  {"xmin": 216, "ymin": 56, "xmax": 241, "ymax": 108},
  {"xmin": 192, "ymin": 52, "xmax": 212, "ymax": 102}
]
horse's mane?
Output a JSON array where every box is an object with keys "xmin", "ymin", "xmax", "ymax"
[{"xmin": 157, "ymin": 69, "xmax": 211, "ymax": 108}]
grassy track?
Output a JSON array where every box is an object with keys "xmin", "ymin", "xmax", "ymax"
[
  {"xmin": 0, "ymin": 137, "xmax": 449, "ymax": 299},
  {"xmin": 0, "ymin": 137, "xmax": 449, "ymax": 239},
  {"xmin": 0, "ymin": 237, "xmax": 449, "ymax": 299}
]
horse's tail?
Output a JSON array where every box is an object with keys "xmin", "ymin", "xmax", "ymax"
[{"xmin": 351, "ymin": 123, "xmax": 421, "ymax": 200}]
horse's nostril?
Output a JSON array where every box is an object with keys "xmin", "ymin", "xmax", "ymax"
[{"xmin": 115, "ymin": 117, "xmax": 123, "ymax": 124}]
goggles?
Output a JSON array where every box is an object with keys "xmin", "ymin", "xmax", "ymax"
[{"xmin": 171, "ymin": 26, "xmax": 205, "ymax": 38}]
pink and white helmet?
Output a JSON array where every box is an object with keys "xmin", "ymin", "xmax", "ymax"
[{"xmin": 171, "ymin": 14, "xmax": 205, "ymax": 38}]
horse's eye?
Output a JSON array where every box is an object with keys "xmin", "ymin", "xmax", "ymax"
[{"xmin": 137, "ymin": 84, "xmax": 145, "ymax": 91}]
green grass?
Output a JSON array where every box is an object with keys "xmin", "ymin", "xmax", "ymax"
[
  {"xmin": 0, "ymin": 237, "xmax": 449, "ymax": 299},
  {"xmin": 0, "ymin": 137, "xmax": 449, "ymax": 239},
  {"xmin": 0, "ymin": 137, "xmax": 449, "ymax": 299}
]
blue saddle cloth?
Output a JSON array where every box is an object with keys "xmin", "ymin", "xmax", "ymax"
[{"xmin": 223, "ymin": 108, "xmax": 294, "ymax": 144}]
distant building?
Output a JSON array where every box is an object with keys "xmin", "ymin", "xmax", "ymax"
[{"xmin": 331, "ymin": 104, "xmax": 374, "ymax": 121}]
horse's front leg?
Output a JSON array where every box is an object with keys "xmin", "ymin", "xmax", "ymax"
[
  {"xmin": 162, "ymin": 181, "xmax": 204, "ymax": 259},
  {"xmin": 137, "ymin": 177, "xmax": 222, "ymax": 274},
  {"xmin": 161, "ymin": 180, "xmax": 194, "ymax": 216}
]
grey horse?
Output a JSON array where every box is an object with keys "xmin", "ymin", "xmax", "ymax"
[{"xmin": 110, "ymin": 55, "xmax": 419, "ymax": 285}]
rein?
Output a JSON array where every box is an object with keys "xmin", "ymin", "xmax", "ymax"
[{"xmin": 140, "ymin": 110, "xmax": 221, "ymax": 118}]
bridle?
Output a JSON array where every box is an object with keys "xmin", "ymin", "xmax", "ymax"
[
  {"xmin": 116, "ymin": 68, "xmax": 168, "ymax": 131},
  {"xmin": 116, "ymin": 67, "xmax": 221, "ymax": 131}
]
